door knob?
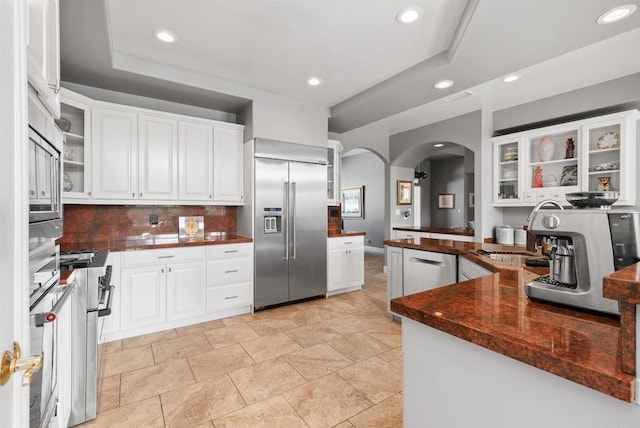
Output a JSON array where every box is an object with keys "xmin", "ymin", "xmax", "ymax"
[{"xmin": 0, "ymin": 342, "xmax": 43, "ymax": 386}]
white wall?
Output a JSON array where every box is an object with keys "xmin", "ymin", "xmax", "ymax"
[{"xmin": 389, "ymin": 166, "xmax": 415, "ymax": 236}]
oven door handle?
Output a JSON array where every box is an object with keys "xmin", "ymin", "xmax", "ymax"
[
  {"xmin": 98, "ymin": 285, "xmax": 114, "ymax": 318},
  {"xmin": 34, "ymin": 282, "xmax": 75, "ymax": 327}
]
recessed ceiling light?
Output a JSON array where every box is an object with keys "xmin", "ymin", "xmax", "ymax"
[
  {"xmin": 434, "ymin": 143, "xmax": 444, "ymax": 148},
  {"xmin": 397, "ymin": 7, "xmax": 422, "ymax": 24},
  {"xmin": 434, "ymin": 80, "xmax": 454, "ymax": 89},
  {"xmin": 154, "ymin": 30, "xmax": 176, "ymax": 43},
  {"xmin": 307, "ymin": 77, "xmax": 322, "ymax": 86},
  {"xmin": 597, "ymin": 4, "xmax": 637, "ymax": 24},
  {"xmin": 501, "ymin": 74, "xmax": 521, "ymax": 83}
]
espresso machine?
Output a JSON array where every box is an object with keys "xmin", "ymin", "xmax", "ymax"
[{"xmin": 525, "ymin": 201, "xmax": 640, "ymax": 315}]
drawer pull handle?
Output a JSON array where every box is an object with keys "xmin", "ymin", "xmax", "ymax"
[
  {"xmin": 158, "ymin": 255, "xmax": 175, "ymax": 259},
  {"xmin": 224, "ymin": 295, "xmax": 238, "ymax": 300},
  {"xmin": 344, "ymin": 242, "xmax": 352, "ymax": 244},
  {"xmin": 225, "ymin": 270, "xmax": 238, "ymax": 274},
  {"xmin": 409, "ymin": 257, "xmax": 443, "ymax": 266},
  {"xmin": 224, "ymin": 250, "xmax": 238, "ymax": 253}
]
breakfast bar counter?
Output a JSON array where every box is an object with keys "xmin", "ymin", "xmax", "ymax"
[{"xmin": 386, "ymin": 237, "xmax": 640, "ymax": 427}]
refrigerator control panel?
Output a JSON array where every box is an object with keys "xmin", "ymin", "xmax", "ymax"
[{"xmin": 264, "ymin": 216, "xmax": 281, "ymax": 234}]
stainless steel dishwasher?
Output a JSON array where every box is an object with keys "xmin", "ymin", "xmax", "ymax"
[{"xmin": 402, "ymin": 248, "xmax": 457, "ymax": 295}]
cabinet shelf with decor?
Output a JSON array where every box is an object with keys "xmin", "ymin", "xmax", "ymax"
[
  {"xmin": 60, "ymin": 89, "xmax": 92, "ymax": 200},
  {"xmin": 492, "ymin": 109, "xmax": 639, "ymax": 207}
]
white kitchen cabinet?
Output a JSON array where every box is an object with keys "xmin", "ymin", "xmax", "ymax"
[
  {"xmin": 386, "ymin": 245, "xmax": 403, "ymax": 314},
  {"xmin": 138, "ymin": 115, "xmax": 179, "ymax": 200},
  {"xmin": 91, "ymin": 107, "xmax": 138, "ymax": 200},
  {"xmin": 179, "ymin": 121, "xmax": 213, "ymax": 201},
  {"xmin": 458, "ymin": 256, "xmax": 492, "ymax": 281},
  {"xmin": 213, "ymin": 126, "xmax": 244, "ymax": 203},
  {"xmin": 60, "ymin": 89, "xmax": 92, "ymax": 200},
  {"xmin": 327, "ymin": 139, "xmax": 343, "ymax": 205},
  {"xmin": 120, "ymin": 247, "xmax": 205, "ymax": 332},
  {"xmin": 327, "ymin": 236, "xmax": 364, "ymax": 295},
  {"xmin": 394, "ymin": 230, "xmax": 430, "ymax": 241},
  {"xmin": 206, "ymin": 243, "xmax": 253, "ymax": 312},
  {"xmin": 53, "ymin": 280, "xmax": 73, "ymax": 428},
  {"xmin": 27, "ymin": 0, "xmax": 60, "ymax": 117},
  {"xmin": 403, "ymin": 248, "xmax": 457, "ymax": 295},
  {"xmin": 166, "ymin": 261, "xmax": 206, "ymax": 322},
  {"xmin": 492, "ymin": 109, "xmax": 639, "ymax": 207}
]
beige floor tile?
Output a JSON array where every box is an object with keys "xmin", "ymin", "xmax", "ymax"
[
  {"xmin": 321, "ymin": 314, "xmax": 386, "ymax": 336},
  {"xmin": 101, "ymin": 345, "xmax": 155, "ymax": 378},
  {"xmin": 348, "ymin": 393, "xmax": 403, "ymax": 428},
  {"xmin": 220, "ymin": 312, "xmax": 261, "ymax": 326},
  {"xmin": 285, "ymin": 322, "xmax": 343, "ymax": 348},
  {"xmin": 337, "ymin": 357, "xmax": 402, "ymax": 404},
  {"xmin": 97, "ymin": 374, "xmax": 120, "ymax": 412},
  {"xmin": 313, "ymin": 298, "xmax": 360, "ymax": 316},
  {"xmin": 248, "ymin": 317, "xmax": 301, "ymax": 336},
  {"xmin": 229, "ymin": 357, "xmax": 306, "ymax": 405},
  {"xmin": 161, "ymin": 375, "xmax": 245, "ymax": 428},
  {"xmin": 100, "ymin": 340, "xmax": 122, "ymax": 354},
  {"xmin": 121, "ymin": 329, "xmax": 177, "ymax": 349},
  {"xmin": 79, "ymin": 396, "xmax": 164, "ymax": 428},
  {"xmin": 204, "ymin": 323, "xmax": 260, "ymax": 348},
  {"xmin": 188, "ymin": 343, "xmax": 255, "ymax": 382},
  {"xmin": 176, "ymin": 319, "xmax": 225, "ymax": 337},
  {"xmin": 327, "ymin": 332, "xmax": 390, "ymax": 362},
  {"xmin": 287, "ymin": 306, "xmax": 336, "ymax": 326},
  {"xmin": 334, "ymin": 422, "xmax": 355, "ymax": 428},
  {"xmin": 240, "ymin": 332, "xmax": 302, "ymax": 362},
  {"xmin": 282, "ymin": 373, "xmax": 372, "ymax": 428},
  {"xmin": 213, "ymin": 395, "xmax": 308, "ymax": 428},
  {"xmin": 151, "ymin": 332, "xmax": 212, "ymax": 363},
  {"xmin": 336, "ymin": 293, "xmax": 385, "ymax": 311},
  {"xmin": 194, "ymin": 422, "xmax": 214, "ymax": 428},
  {"xmin": 120, "ymin": 358, "xmax": 195, "ymax": 405},
  {"xmin": 364, "ymin": 322, "xmax": 402, "ymax": 348},
  {"xmin": 378, "ymin": 347, "xmax": 402, "ymax": 369},
  {"xmin": 256, "ymin": 304, "xmax": 301, "ymax": 320},
  {"xmin": 284, "ymin": 343, "xmax": 353, "ymax": 380}
]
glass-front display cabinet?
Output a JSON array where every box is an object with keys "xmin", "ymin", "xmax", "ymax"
[{"xmin": 59, "ymin": 89, "xmax": 91, "ymax": 200}]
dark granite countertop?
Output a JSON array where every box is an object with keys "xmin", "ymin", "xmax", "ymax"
[
  {"xmin": 328, "ymin": 231, "xmax": 366, "ymax": 238},
  {"xmin": 387, "ymin": 237, "xmax": 636, "ymax": 402},
  {"xmin": 393, "ymin": 226, "xmax": 474, "ymax": 237}
]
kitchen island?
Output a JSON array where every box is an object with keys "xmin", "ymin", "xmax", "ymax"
[{"xmin": 386, "ymin": 237, "xmax": 640, "ymax": 427}]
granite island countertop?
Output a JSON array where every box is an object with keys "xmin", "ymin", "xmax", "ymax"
[{"xmin": 386, "ymin": 237, "xmax": 637, "ymax": 402}]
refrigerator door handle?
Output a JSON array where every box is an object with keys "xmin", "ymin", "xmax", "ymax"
[
  {"xmin": 291, "ymin": 182, "xmax": 297, "ymax": 260},
  {"xmin": 284, "ymin": 181, "xmax": 289, "ymax": 260}
]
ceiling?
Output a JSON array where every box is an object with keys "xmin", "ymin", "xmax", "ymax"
[{"xmin": 60, "ymin": 0, "xmax": 640, "ymax": 134}]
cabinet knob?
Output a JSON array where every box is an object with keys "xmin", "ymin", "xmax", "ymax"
[
  {"xmin": 87, "ymin": 191, "xmax": 92, "ymax": 197},
  {"xmin": 140, "ymin": 192, "xmax": 142, "ymax": 198},
  {"xmin": 161, "ymin": 268, "xmax": 164, "ymax": 274},
  {"xmin": 209, "ymin": 194, "xmax": 212, "ymax": 199},
  {"xmin": 132, "ymin": 193, "xmax": 135, "ymax": 198}
]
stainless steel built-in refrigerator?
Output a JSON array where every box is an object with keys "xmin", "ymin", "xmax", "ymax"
[{"xmin": 254, "ymin": 139, "xmax": 327, "ymax": 309}]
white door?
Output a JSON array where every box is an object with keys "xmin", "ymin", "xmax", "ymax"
[
  {"xmin": 213, "ymin": 127, "xmax": 244, "ymax": 202},
  {"xmin": 1, "ymin": 1, "xmax": 29, "ymax": 424},
  {"xmin": 120, "ymin": 266, "xmax": 166, "ymax": 330},
  {"xmin": 345, "ymin": 247, "xmax": 365, "ymax": 287},
  {"xmin": 138, "ymin": 115, "xmax": 178, "ymax": 200},
  {"xmin": 178, "ymin": 121, "xmax": 213, "ymax": 201},
  {"xmin": 91, "ymin": 107, "xmax": 138, "ymax": 200},
  {"xmin": 327, "ymin": 249, "xmax": 345, "ymax": 292}
]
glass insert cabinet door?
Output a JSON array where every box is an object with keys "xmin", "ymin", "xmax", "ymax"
[{"xmin": 493, "ymin": 137, "xmax": 521, "ymax": 204}]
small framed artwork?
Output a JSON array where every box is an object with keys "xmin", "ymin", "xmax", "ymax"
[
  {"xmin": 438, "ymin": 194, "xmax": 455, "ymax": 209},
  {"xmin": 397, "ymin": 181, "xmax": 413, "ymax": 205},
  {"xmin": 341, "ymin": 186, "xmax": 364, "ymax": 219}
]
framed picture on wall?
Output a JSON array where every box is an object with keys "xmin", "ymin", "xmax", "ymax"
[
  {"xmin": 438, "ymin": 193, "xmax": 455, "ymax": 209},
  {"xmin": 341, "ymin": 186, "xmax": 364, "ymax": 219},
  {"xmin": 397, "ymin": 181, "xmax": 413, "ymax": 205}
]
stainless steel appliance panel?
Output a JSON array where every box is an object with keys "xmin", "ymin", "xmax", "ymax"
[
  {"xmin": 288, "ymin": 161, "xmax": 327, "ymax": 301},
  {"xmin": 254, "ymin": 158, "xmax": 290, "ymax": 308}
]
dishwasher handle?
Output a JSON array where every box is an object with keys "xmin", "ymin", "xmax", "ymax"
[{"xmin": 409, "ymin": 257, "xmax": 444, "ymax": 266}]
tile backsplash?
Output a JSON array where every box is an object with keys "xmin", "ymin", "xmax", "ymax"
[{"xmin": 58, "ymin": 204, "xmax": 237, "ymax": 245}]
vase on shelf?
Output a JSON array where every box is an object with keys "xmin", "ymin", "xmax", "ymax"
[{"xmin": 537, "ymin": 136, "xmax": 555, "ymax": 162}]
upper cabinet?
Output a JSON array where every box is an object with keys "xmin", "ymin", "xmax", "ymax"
[
  {"xmin": 492, "ymin": 110, "xmax": 639, "ymax": 207},
  {"xmin": 27, "ymin": 0, "xmax": 60, "ymax": 117},
  {"xmin": 327, "ymin": 139, "xmax": 343, "ymax": 205},
  {"xmin": 60, "ymin": 89, "xmax": 91, "ymax": 199},
  {"xmin": 66, "ymin": 90, "xmax": 244, "ymax": 205}
]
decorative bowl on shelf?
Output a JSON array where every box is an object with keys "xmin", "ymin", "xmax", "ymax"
[
  {"xmin": 543, "ymin": 174, "xmax": 557, "ymax": 187},
  {"xmin": 504, "ymin": 148, "xmax": 518, "ymax": 161},
  {"xmin": 596, "ymin": 131, "xmax": 620, "ymax": 149},
  {"xmin": 503, "ymin": 169, "xmax": 518, "ymax": 180},
  {"xmin": 593, "ymin": 161, "xmax": 619, "ymax": 171},
  {"xmin": 63, "ymin": 173, "xmax": 73, "ymax": 192}
]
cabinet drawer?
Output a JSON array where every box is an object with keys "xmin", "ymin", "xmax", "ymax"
[
  {"xmin": 327, "ymin": 235, "xmax": 364, "ymax": 250},
  {"xmin": 206, "ymin": 282, "xmax": 253, "ymax": 312},
  {"xmin": 206, "ymin": 243, "xmax": 253, "ymax": 259},
  {"xmin": 207, "ymin": 258, "xmax": 252, "ymax": 286},
  {"xmin": 122, "ymin": 246, "xmax": 205, "ymax": 267}
]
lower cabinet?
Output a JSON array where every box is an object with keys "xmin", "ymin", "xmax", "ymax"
[
  {"xmin": 104, "ymin": 243, "xmax": 254, "ymax": 341},
  {"xmin": 54, "ymin": 280, "xmax": 74, "ymax": 428},
  {"xmin": 327, "ymin": 236, "xmax": 364, "ymax": 295},
  {"xmin": 458, "ymin": 256, "xmax": 492, "ymax": 281},
  {"xmin": 386, "ymin": 245, "xmax": 403, "ymax": 314}
]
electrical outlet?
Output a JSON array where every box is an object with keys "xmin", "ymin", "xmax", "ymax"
[{"xmin": 149, "ymin": 213, "xmax": 158, "ymax": 225}]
